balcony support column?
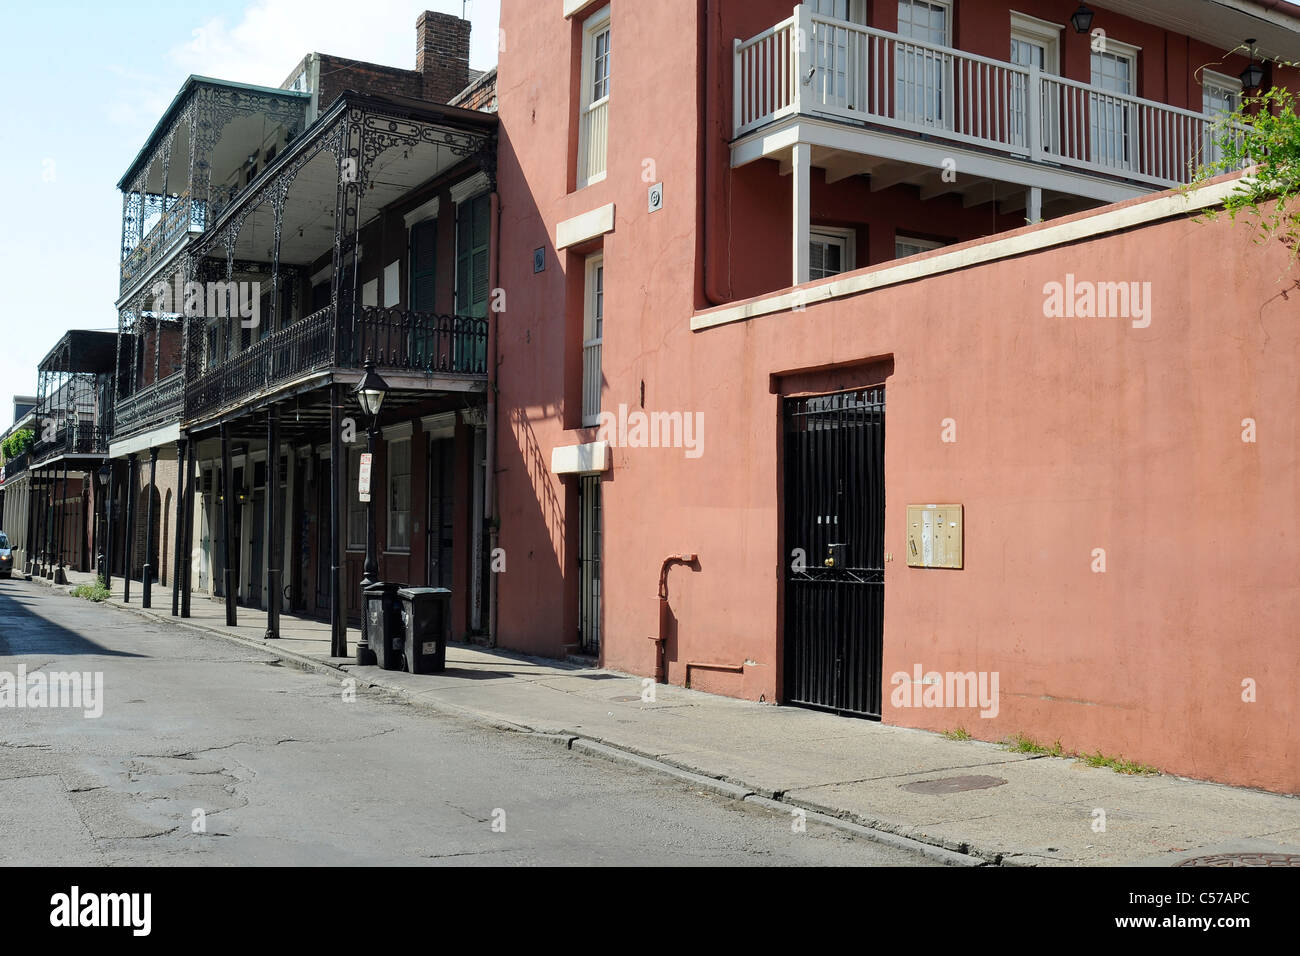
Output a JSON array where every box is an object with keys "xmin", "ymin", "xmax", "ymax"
[
  {"xmin": 172, "ymin": 437, "xmax": 188, "ymax": 616},
  {"xmin": 25, "ymin": 471, "xmax": 38, "ymax": 576},
  {"xmin": 103, "ymin": 461, "xmax": 115, "ymax": 590},
  {"xmin": 329, "ymin": 385, "xmax": 347, "ymax": 658},
  {"xmin": 1027, "ymin": 186, "xmax": 1043, "ymax": 224},
  {"xmin": 123, "ymin": 454, "xmax": 137, "ymax": 603},
  {"xmin": 142, "ymin": 447, "xmax": 158, "ymax": 607},
  {"xmin": 53, "ymin": 458, "xmax": 68, "ymax": 583},
  {"xmin": 221, "ymin": 423, "xmax": 238, "ymax": 627},
  {"xmin": 265, "ymin": 406, "xmax": 281, "ymax": 640},
  {"xmin": 181, "ymin": 438, "xmax": 197, "ymax": 618},
  {"xmin": 791, "ymin": 142, "xmax": 812, "ymax": 287}
]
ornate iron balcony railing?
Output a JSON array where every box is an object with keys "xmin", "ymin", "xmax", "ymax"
[
  {"xmin": 120, "ymin": 195, "xmax": 207, "ymax": 290},
  {"xmin": 352, "ymin": 307, "xmax": 489, "ymax": 377},
  {"xmin": 112, "ymin": 371, "xmax": 184, "ymax": 439},
  {"xmin": 184, "ymin": 305, "xmax": 489, "ymax": 424},
  {"xmin": 185, "ymin": 304, "xmax": 336, "ymax": 422},
  {"xmin": 2, "ymin": 450, "xmax": 30, "ymax": 480},
  {"xmin": 31, "ymin": 421, "xmax": 110, "ymax": 463}
]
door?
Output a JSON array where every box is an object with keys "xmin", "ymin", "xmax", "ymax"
[
  {"xmin": 1010, "ymin": 23, "xmax": 1060, "ymax": 153},
  {"xmin": 315, "ymin": 457, "xmax": 330, "ymax": 611},
  {"xmin": 249, "ymin": 488, "xmax": 264, "ymax": 609},
  {"xmin": 578, "ymin": 475, "xmax": 602, "ymax": 655},
  {"xmin": 895, "ymin": 0, "xmax": 952, "ymax": 129},
  {"xmin": 1090, "ymin": 46, "xmax": 1136, "ymax": 171},
  {"xmin": 426, "ymin": 438, "xmax": 455, "ymax": 588},
  {"xmin": 783, "ymin": 387, "xmax": 885, "ymax": 719}
]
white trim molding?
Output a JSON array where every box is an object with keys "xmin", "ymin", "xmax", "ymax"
[
  {"xmin": 382, "ymin": 421, "xmax": 414, "ymax": 442},
  {"xmin": 551, "ymin": 440, "xmax": 610, "ymax": 475},
  {"xmin": 557, "ymin": 203, "xmax": 616, "ymax": 249},
  {"xmin": 564, "ymin": 0, "xmax": 605, "ymax": 20},
  {"xmin": 450, "ymin": 171, "xmax": 491, "ymax": 206},
  {"xmin": 403, "ymin": 195, "xmax": 440, "ymax": 229},
  {"xmin": 421, "ymin": 412, "xmax": 457, "ymax": 438}
]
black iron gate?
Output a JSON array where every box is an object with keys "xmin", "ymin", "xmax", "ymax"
[{"xmin": 783, "ymin": 387, "xmax": 885, "ymax": 719}]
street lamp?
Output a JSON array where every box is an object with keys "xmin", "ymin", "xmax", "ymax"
[
  {"xmin": 353, "ymin": 361, "xmax": 390, "ymax": 666},
  {"xmin": 353, "ymin": 361, "xmax": 390, "ymax": 590},
  {"xmin": 1070, "ymin": 3, "xmax": 1094, "ymax": 34}
]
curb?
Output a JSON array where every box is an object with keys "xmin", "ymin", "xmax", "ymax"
[{"xmin": 31, "ymin": 574, "xmax": 995, "ymax": 865}]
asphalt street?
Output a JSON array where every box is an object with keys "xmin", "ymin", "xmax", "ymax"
[{"xmin": 0, "ymin": 578, "xmax": 934, "ymax": 866}]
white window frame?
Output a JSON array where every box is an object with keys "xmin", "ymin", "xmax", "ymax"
[
  {"xmin": 1201, "ymin": 69, "xmax": 1242, "ymax": 168},
  {"xmin": 894, "ymin": 234, "xmax": 946, "ymax": 259},
  {"xmin": 895, "ymin": 0, "xmax": 954, "ymax": 130},
  {"xmin": 581, "ymin": 252, "xmax": 604, "ymax": 427},
  {"xmin": 386, "ymin": 437, "xmax": 412, "ymax": 554},
  {"xmin": 809, "ymin": 227, "xmax": 856, "ymax": 280},
  {"xmin": 577, "ymin": 6, "xmax": 611, "ymax": 189},
  {"xmin": 1010, "ymin": 13, "xmax": 1063, "ymax": 152},
  {"xmin": 1089, "ymin": 37, "xmax": 1140, "ymax": 171}
]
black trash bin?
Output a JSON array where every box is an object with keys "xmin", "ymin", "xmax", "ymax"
[
  {"xmin": 398, "ymin": 588, "xmax": 450, "ymax": 674},
  {"xmin": 361, "ymin": 581, "xmax": 403, "ymax": 670}
]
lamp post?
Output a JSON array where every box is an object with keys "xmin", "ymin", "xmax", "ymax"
[
  {"xmin": 96, "ymin": 463, "xmax": 110, "ymax": 584},
  {"xmin": 354, "ymin": 362, "xmax": 390, "ymax": 592},
  {"xmin": 353, "ymin": 362, "xmax": 389, "ymax": 666}
]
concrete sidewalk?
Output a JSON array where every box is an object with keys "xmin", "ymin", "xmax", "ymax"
[{"xmin": 25, "ymin": 568, "xmax": 1300, "ymax": 866}]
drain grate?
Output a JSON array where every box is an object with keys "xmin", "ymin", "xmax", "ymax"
[
  {"xmin": 1176, "ymin": 852, "xmax": 1300, "ymax": 867},
  {"xmin": 901, "ymin": 775, "xmax": 1007, "ymax": 794}
]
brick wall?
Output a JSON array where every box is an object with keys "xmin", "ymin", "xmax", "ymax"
[{"xmin": 314, "ymin": 11, "xmax": 471, "ymax": 110}]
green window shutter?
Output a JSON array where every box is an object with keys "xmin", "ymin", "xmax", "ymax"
[
  {"xmin": 456, "ymin": 193, "xmax": 491, "ymax": 318},
  {"xmin": 409, "ymin": 219, "xmax": 438, "ymax": 312}
]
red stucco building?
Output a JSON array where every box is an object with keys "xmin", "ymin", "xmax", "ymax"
[{"xmin": 490, "ymin": 0, "xmax": 1300, "ymax": 793}]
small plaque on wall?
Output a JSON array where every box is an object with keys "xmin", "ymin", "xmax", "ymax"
[{"xmin": 906, "ymin": 504, "xmax": 963, "ymax": 569}]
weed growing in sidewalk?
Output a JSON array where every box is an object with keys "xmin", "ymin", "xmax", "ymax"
[
  {"xmin": 1003, "ymin": 733, "xmax": 1065, "ymax": 757},
  {"xmin": 1078, "ymin": 751, "xmax": 1159, "ymax": 776},
  {"xmin": 941, "ymin": 727, "xmax": 972, "ymax": 741},
  {"xmin": 71, "ymin": 579, "xmax": 110, "ymax": 603}
]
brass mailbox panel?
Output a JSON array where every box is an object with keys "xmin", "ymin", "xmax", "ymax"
[{"xmin": 906, "ymin": 504, "xmax": 963, "ymax": 569}]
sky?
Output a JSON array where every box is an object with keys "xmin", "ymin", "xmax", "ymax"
[{"xmin": 0, "ymin": 0, "xmax": 501, "ymax": 431}]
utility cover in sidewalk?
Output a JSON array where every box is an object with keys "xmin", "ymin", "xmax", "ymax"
[
  {"xmin": 901, "ymin": 775, "xmax": 1007, "ymax": 795},
  {"xmin": 1175, "ymin": 853, "xmax": 1300, "ymax": 867}
]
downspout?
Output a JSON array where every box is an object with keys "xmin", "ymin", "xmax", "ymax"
[
  {"xmin": 486, "ymin": 187, "xmax": 501, "ymax": 648},
  {"xmin": 651, "ymin": 553, "xmax": 697, "ymax": 683},
  {"xmin": 700, "ymin": 0, "xmax": 731, "ymax": 306}
]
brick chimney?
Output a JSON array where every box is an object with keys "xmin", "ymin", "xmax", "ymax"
[{"xmin": 416, "ymin": 10, "xmax": 471, "ymax": 103}]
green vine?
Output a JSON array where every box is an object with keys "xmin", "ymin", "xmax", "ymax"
[
  {"xmin": 1, "ymin": 428, "xmax": 34, "ymax": 462},
  {"xmin": 1193, "ymin": 56, "xmax": 1300, "ymax": 261}
]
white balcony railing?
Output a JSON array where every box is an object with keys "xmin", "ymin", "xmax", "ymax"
[{"xmin": 735, "ymin": 5, "xmax": 1231, "ymax": 189}]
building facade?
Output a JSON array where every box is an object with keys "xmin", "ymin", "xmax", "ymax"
[
  {"xmin": 489, "ymin": 0, "xmax": 1300, "ymax": 792},
  {"xmin": 103, "ymin": 10, "xmax": 500, "ymax": 641}
]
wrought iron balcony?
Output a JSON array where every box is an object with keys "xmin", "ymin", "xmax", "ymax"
[
  {"xmin": 184, "ymin": 305, "xmax": 489, "ymax": 424},
  {"xmin": 2, "ymin": 450, "xmax": 30, "ymax": 480},
  {"xmin": 735, "ymin": 6, "xmax": 1235, "ymax": 189},
  {"xmin": 120, "ymin": 196, "xmax": 206, "ymax": 289},
  {"xmin": 31, "ymin": 421, "xmax": 109, "ymax": 464},
  {"xmin": 112, "ymin": 371, "xmax": 185, "ymax": 439}
]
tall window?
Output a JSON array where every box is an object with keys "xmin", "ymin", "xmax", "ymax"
[
  {"xmin": 895, "ymin": 234, "xmax": 946, "ymax": 259},
  {"xmin": 387, "ymin": 438, "xmax": 411, "ymax": 552},
  {"xmin": 896, "ymin": 0, "xmax": 951, "ymax": 129},
  {"xmin": 582, "ymin": 253, "xmax": 604, "ymax": 427},
  {"xmin": 579, "ymin": 475, "xmax": 602, "ymax": 654},
  {"xmin": 1009, "ymin": 13, "xmax": 1061, "ymax": 152},
  {"xmin": 1090, "ymin": 41, "xmax": 1138, "ymax": 171},
  {"xmin": 577, "ymin": 6, "xmax": 611, "ymax": 188},
  {"xmin": 346, "ymin": 446, "xmax": 365, "ymax": 551},
  {"xmin": 455, "ymin": 192, "xmax": 490, "ymax": 373},
  {"xmin": 409, "ymin": 219, "xmax": 437, "ymax": 312},
  {"xmin": 1202, "ymin": 71, "xmax": 1242, "ymax": 168}
]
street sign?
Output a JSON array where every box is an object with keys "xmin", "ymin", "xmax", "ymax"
[{"xmin": 358, "ymin": 452, "xmax": 372, "ymax": 502}]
